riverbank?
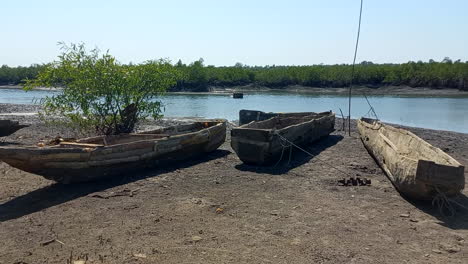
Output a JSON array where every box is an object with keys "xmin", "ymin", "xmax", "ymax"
[
  {"xmin": 0, "ymin": 110, "xmax": 467, "ymax": 263},
  {"xmin": 208, "ymin": 85, "xmax": 468, "ymax": 96},
  {"xmin": 3, "ymin": 84, "xmax": 468, "ymax": 96}
]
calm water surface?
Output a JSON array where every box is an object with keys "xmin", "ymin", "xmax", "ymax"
[{"xmin": 1, "ymin": 88, "xmax": 467, "ymax": 133}]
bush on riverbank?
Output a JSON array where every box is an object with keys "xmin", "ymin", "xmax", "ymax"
[{"xmin": 24, "ymin": 43, "xmax": 180, "ymax": 135}]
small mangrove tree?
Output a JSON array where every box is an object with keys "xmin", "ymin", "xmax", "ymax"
[{"xmin": 25, "ymin": 43, "xmax": 180, "ymax": 135}]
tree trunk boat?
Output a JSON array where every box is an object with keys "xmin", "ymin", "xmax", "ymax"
[
  {"xmin": 239, "ymin": 109, "xmax": 316, "ymax": 126},
  {"xmin": 0, "ymin": 119, "xmax": 226, "ymax": 184},
  {"xmin": 0, "ymin": 120, "xmax": 29, "ymax": 137},
  {"xmin": 357, "ymin": 118, "xmax": 465, "ymax": 200},
  {"xmin": 231, "ymin": 111, "xmax": 335, "ymax": 165}
]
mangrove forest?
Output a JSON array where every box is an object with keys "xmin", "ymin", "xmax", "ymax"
[{"xmin": 1, "ymin": 58, "xmax": 468, "ymax": 91}]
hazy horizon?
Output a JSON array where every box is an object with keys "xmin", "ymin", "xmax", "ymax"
[{"xmin": 2, "ymin": 0, "xmax": 468, "ymax": 67}]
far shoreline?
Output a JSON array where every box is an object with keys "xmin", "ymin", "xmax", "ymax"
[{"xmin": 2, "ymin": 84, "xmax": 468, "ymax": 97}]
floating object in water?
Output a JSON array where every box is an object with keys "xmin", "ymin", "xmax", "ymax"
[
  {"xmin": 231, "ymin": 111, "xmax": 335, "ymax": 165},
  {"xmin": 0, "ymin": 119, "xmax": 226, "ymax": 183},
  {"xmin": 233, "ymin": 92, "xmax": 243, "ymax": 99},
  {"xmin": 357, "ymin": 118, "xmax": 465, "ymax": 200},
  {"xmin": 0, "ymin": 120, "xmax": 29, "ymax": 137}
]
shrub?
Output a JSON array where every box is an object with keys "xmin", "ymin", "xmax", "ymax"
[{"xmin": 24, "ymin": 43, "xmax": 180, "ymax": 135}]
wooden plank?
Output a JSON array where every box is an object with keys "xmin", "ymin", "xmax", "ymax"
[{"xmin": 59, "ymin": 142, "xmax": 104, "ymax": 148}]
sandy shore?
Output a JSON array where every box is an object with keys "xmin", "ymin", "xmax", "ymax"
[
  {"xmin": 0, "ymin": 105, "xmax": 467, "ymax": 263},
  {"xmin": 3, "ymin": 84, "xmax": 468, "ymax": 96},
  {"xmin": 209, "ymin": 85, "xmax": 468, "ymax": 96}
]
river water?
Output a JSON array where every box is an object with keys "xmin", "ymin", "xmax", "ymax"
[{"xmin": 1, "ymin": 88, "xmax": 467, "ymax": 133}]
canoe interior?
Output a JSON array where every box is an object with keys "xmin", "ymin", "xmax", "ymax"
[
  {"xmin": 360, "ymin": 118, "xmax": 461, "ymax": 167},
  {"xmin": 55, "ymin": 121, "xmax": 222, "ymax": 147},
  {"xmin": 239, "ymin": 109, "xmax": 315, "ymax": 126},
  {"xmin": 242, "ymin": 111, "xmax": 333, "ymax": 130}
]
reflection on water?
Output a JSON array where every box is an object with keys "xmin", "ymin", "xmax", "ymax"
[{"xmin": 1, "ymin": 89, "xmax": 467, "ymax": 133}]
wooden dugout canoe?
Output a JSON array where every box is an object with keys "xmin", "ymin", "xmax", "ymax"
[
  {"xmin": 0, "ymin": 119, "xmax": 28, "ymax": 137},
  {"xmin": 0, "ymin": 119, "xmax": 226, "ymax": 184},
  {"xmin": 239, "ymin": 109, "xmax": 315, "ymax": 126},
  {"xmin": 231, "ymin": 111, "xmax": 335, "ymax": 165},
  {"xmin": 357, "ymin": 118, "xmax": 465, "ymax": 200}
]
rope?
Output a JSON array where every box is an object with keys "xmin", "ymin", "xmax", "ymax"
[
  {"xmin": 274, "ymin": 135, "xmax": 292, "ymax": 167},
  {"xmin": 432, "ymin": 186, "xmax": 468, "ymax": 217},
  {"xmin": 273, "ymin": 132, "xmax": 354, "ymax": 178},
  {"xmin": 348, "ymin": 0, "xmax": 379, "ymax": 134}
]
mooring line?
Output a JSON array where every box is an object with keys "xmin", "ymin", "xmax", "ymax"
[
  {"xmin": 348, "ymin": 0, "xmax": 379, "ymax": 134},
  {"xmin": 273, "ymin": 132, "xmax": 354, "ymax": 178}
]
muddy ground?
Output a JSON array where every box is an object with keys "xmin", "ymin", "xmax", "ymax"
[{"xmin": 0, "ymin": 107, "xmax": 467, "ymax": 264}]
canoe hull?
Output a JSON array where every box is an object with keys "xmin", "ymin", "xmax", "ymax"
[
  {"xmin": 0, "ymin": 120, "xmax": 226, "ymax": 183},
  {"xmin": 232, "ymin": 112, "xmax": 335, "ymax": 165},
  {"xmin": 357, "ymin": 118, "xmax": 465, "ymax": 200},
  {"xmin": 0, "ymin": 120, "xmax": 28, "ymax": 137}
]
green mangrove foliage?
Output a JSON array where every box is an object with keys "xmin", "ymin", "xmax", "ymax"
[
  {"xmin": 172, "ymin": 58, "xmax": 468, "ymax": 91},
  {"xmin": 24, "ymin": 43, "xmax": 181, "ymax": 135},
  {"xmin": 0, "ymin": 64, "xmax": 45, "ymax": 85},
  {"xmin": 4, "ymin": 58, "xmax": 468, "ymax": 91}
]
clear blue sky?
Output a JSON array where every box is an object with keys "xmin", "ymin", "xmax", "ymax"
[{"xmin": 2, "ymin": 0, "xmax": 467, "ymax": 66}]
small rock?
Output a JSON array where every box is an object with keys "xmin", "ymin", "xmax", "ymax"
[
  {"xmin": 273, "ymin": 231, "xmax": 284, "ymax": 236},
  {"xmin": 431, "ymin": 249, "xmax": 443, "ymax": 254},
  {"xmin": 396, "ymin": 240, "xmax": 403, "ymax": 244},
  {"xmin": 215, "ymin": 208, "xmax": 224, "ymax": 214},
  {"xmin": 440, "ymin": 243, "xmax": 460, "ymax": 253},
  {"xmin": 364, "ymin": 247, "xmax": 370, "ymax": 251},
  {"xmin": 73, "ymin": 261, "xmax": 86, "ymax": 264},
  {"xmin": 270, "ymin": 211, "xmax": 279, "ymax": 216},
  {"xmin": 192, "ymin": 236, "xmax": 203, "ymax": 242},
  {"xmin": 133, "ymin": 253, "xmax": 147, "ymax": 258},
  {"xmin": 290, "ymin": 238, "xmax": 301, "ymax": 245},
  {"xmin": 409, "ymin": 219, "xmax": 419, "ymax": 222},
  {"xmin": 399, "ymin": 214, "xmax": 410, "ymax": 218},
  {"xmin": 424, "ymin": 254, "xmax": 430, "ymax": 257}
]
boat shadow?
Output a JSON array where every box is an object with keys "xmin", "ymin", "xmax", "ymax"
[
  {"xmin": 406, "ymin": 193, "xmax": 468, "ymax": 230},
  {"xmin": 234, "ymin": 135, "xmax": 343, "ymax": 175},
  {"xmin": 0, "ymin": 149, "xmax": 230, "ymax": 222}
]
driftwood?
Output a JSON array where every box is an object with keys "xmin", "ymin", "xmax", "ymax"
[
  {"xmin": 0, "ymin": 120, "xmax": 28, "ymax": 137},
  {"xmin": 231, "ymin": 111, "xmax": 335, "ymax": 165},
  {"xmin": 0, "ymin": 119, "xmax": 226, "ymax": 183},
  {"xmin": 357, "ymin": 118, "xmax": 465, "ymax": 200}
]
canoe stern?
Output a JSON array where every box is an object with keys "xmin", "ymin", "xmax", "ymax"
[{"xmin": 416, "ymin": 160, "xmax": 465, "ymax": 196}]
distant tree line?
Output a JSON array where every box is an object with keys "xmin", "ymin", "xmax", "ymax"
[
  {"xmin": 2, "ymin": 58, "xmax": 468, "ymax": 91},
  {"xmin": 0, "ymin": 64, "xmax": 45, "ymax": 85}
]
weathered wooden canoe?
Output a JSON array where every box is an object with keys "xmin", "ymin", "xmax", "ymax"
[
  {"xmin": 0, "ymin": 119, "xmax": 226, "ymax": 183},
  {"xmin": 239, "ymin": 109, "xmax": 315, "ymax": 126},
  {"xmin": 0, "ymin": 120, "xmax": 29, "ymax": 137},
  {"xmin": 358, "ymin": 118, "xmax": 465, "ymax": 200},
  {"xmin": 232, "ymin": 111, "xmax": 335, "ymax": 165}
]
